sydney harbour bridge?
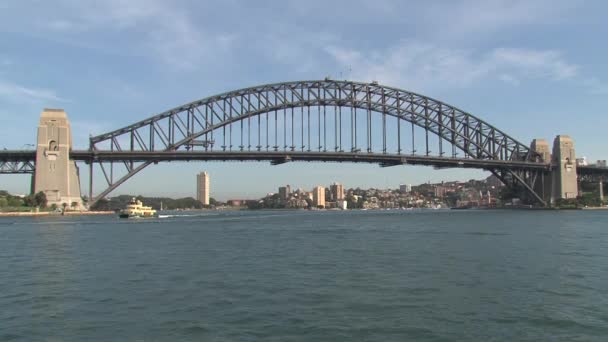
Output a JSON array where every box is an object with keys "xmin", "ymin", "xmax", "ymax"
[{"xmin": 1, "ymin": 79, "xmax": 606, "ymax": 207}]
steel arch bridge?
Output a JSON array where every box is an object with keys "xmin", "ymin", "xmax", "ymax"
[{"xmin": 85, "ymin": 79, "xmax": 550, "ymax": 205}]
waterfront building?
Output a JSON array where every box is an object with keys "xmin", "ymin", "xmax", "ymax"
[
  {"xmin": 313, "ymin": 186, "xmax": 325, "ymax": 208},
  {"xmin": 399, "ymin": 184, "xmax": 412, "ymax": 193},
  {"xmin": 278, "ymin": 185, "xmax": 291, "ymax": 202},
  {"xmin": 306, "ymin": 192, "xmax": 314, "ymax": 201},
  {"xmin": 227, "ymin": 199, "xmax": 246, "ymax": 206},
  {"xmin": 330, "ymin": 183, "xmax": 345, "ymax": 201},
  {"xmin": 196, "ymin": 171, "xmax": 210, "ymax": 205},
  {"xmin": 576, "ymin": 157, "xmax": 588, "ymax": 166},
  {"xmin": 434, "ymin": 185, "xmax": 448, "ymax": 198}
]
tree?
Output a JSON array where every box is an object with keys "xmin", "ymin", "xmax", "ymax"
[
  {"xmin": 445, "ymin": 192, "xmax": 463, "ymax": 207},
  {"xmin": 7, "ymin": 197, "xmax": 22, "ymax": 207},
  {"xmin": 578, "ymin": 193, "xmax": 601, "ymax": 207},
  {"xmin": 71, "ymin": 201, "xmax": 79, "ymax": 210},
  {"xmin": 23, "ymin": 194, "xmax": 36, "ymax": 207},
  {"xmin": 555, "ymin": 198, "xmax": 577, "ymax": 209},
  {"xmin": 34, "ymin": 191, "xmax": 47, "ymax": 208},
  {"xmin": 91, "ymin": 198, "xmax": 109, "ymax": 211},
  {"xmin": 62, "ymin": 203, "xmax": 68, "ymax": 212}
]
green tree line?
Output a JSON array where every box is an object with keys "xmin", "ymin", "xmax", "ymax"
[
  {"xmin": 91, "ymin": 195, "xmax": 220, "ymax": 211},
  {"xmin": 0, "ymin": 190, "xmax": 47, "ymax": 210}
]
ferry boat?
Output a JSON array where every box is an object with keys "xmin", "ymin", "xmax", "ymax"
[{"xmin": 118, "ymin": 198, "xmax": 157, "ymax": 218}]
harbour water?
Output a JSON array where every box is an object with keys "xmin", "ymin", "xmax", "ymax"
[{"xmin": 1, "ymin": 209, "xmax": 607, "ymax": 341}]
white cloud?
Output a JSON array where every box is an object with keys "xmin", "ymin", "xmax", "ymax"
[
  {"xmin": 325, "ymin": 41, "xmax": 580, "ymax": 91},
  {"xmin": 419, "ymin": 0, "xmax": 577, "ymax": 42},
  {"xmin": 490, "ymin": 48, "xmax": 578, "ymax": 80},
  {"xmin": 0, "ymin": 81, "xmax": 67, "ymax": 103},
  {"xmin": 34, "ymin": 0, "xmax": 237, "ymax": 70}
]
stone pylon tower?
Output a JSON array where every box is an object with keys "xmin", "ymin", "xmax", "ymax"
[
  {"xmin": 530, "ymin": 138, "xmax": 552, "ymax": 202},
  {"xmin": 530, "ymin": 139, "xmax": 551, "ymax": 163},
  {"xmin": 551, "ymin": 135, "xmax": 578, "ymax": 202},
  {"xmin": 34, "ymin": 109, "xmax": 83, "ymax": 209}
]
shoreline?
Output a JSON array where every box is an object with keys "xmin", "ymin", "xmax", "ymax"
[{"xmin": 0, "ymin": 211, "xmax": 115, "ymax": 217}]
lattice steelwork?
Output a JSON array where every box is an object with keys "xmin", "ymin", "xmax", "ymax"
[
  {"xmin": 88, "ymin": 79, "xmax": 544, "ymax": 203},
  {"xmin": 0, "ymin": 160, "xmax": 35, "ymax": 174}
]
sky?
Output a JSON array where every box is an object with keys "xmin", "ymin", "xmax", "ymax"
[{"xmin": 1, "ymin": 0, "xmax": 607, "ymax": 200}]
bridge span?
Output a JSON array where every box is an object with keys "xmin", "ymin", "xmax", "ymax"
[{"xmin": 1, "ymin": 79, "xmax": 606, "ymax": 207}]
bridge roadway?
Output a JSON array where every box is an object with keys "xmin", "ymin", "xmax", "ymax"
[
  {"xmin": 0, "ymin": 149, "xmax": 555, "ymax": 170},
  {"xmin": 3, "ymin": 149, "xmax": 607, "ymax": 175}
]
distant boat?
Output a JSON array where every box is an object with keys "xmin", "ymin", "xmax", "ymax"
[{"xmin": 118, "ymin": 198, "xmax": 157, "ymax": 218}]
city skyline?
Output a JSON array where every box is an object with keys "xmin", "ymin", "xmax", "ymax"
[{"xmin": 1, "ymin": 1, "xmax": 607, "ymax": 199}]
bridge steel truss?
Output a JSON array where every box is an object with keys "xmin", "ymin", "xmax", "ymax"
[
  {"xmin": 87, "ymin": 79, "xmax": 549, "ymax": 205},
  {"xmin": 0, "ymin": 160, "xmax": 35, "ymax": 174},
  {"xmin": 0, "ymin": 150, "xmax": 36, "ymax": 174}
]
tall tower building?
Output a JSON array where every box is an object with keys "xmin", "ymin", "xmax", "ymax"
[
  {"xmin": 278, "ymin": 185, "xmax": 291, "ymax": 202},
  {"xmin": 313, "ymin": 186, "xmax": 325, "ymax": 208},
  {"xmin": 330, "ymin": 183, "xmax": 344, "ymax": 201},
  {"xmin": 197, "ymin": 172, "xmax": 210, "ymax": 205}
]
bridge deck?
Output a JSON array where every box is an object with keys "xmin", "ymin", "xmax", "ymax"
[
  {"xmin": 1, "ymin": 149, "xmax": 553, "ymax": 171},
  {"xmin": 3, "ymin": 150, "xmax": 606, "ymax": 175},
  {"xmin": 75, "ymin": 150, "xmax": 552, "ymax": 170}
]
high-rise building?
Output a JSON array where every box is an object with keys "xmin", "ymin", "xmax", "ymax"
[
  {"xmin": 278, "ymin": 185, "xmax": 291, "ymax": 202},
  {"xmin": 399, "ymin": 184, "xmax": 412, "ymax": 193},
  {"xmin": 330, "ymin": 183, "xmax": 344, "ymax": 201},
  {"xmin": 313, "ymin": 186, "xmax": 325, "ymax": 208},
  {"xmin": 196, "ymin": 172, "xmax": 210, "ymax": 205}
]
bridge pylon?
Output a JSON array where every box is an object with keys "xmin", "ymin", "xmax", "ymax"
[
  {"xmin": 529, "ymin": 139, "xmax": 552, "ymax": 203},
  {"xmin": 530, "ymin": 135, "xmax": 578, "ymax": 206},
  {"xmin": 550, "ymin": 135, "xmax": 578, "ymax": 203},
  {"xmin": 33, "ymin": 109, "xmax": 83, "ymax": 209}
]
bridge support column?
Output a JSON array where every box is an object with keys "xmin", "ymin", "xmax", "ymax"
[
  {"xmin": 530, "ymin": 139, "xmax": 552, "ymax": 203},
  {"xmin": 529, "ymin": 136, "xmax": 578, "ymax": 206},
  {"xmin": 34, "ymin": 109, "xmax": 83, "ymax": 209},
  {"xmin": 550, "ymin": 135, "xmax": 578, "ymax": 205}
]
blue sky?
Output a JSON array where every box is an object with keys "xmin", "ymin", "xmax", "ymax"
[{"xmin": 1, "ymin": 0, "xmax": 607, "ymax": 200}]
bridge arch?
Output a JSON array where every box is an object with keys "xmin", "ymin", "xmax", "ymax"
[{"xmin": 88, "ymin": 79, "xmax": 540, "ymax": 203}]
